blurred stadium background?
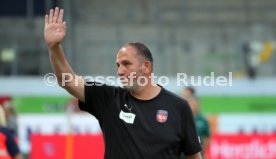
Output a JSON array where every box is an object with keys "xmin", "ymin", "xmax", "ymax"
[{"xmin": 0, "ymin": 0, "xmax": 276, "ymax": 158}]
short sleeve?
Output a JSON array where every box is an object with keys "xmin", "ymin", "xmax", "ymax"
[
  {"xmin": 5, "ymin": 129, "xmax": 20, "ymax": 156},
  {"xmin": 181, "ymin": 102, "xmax": 202, "ymax": 155},
  {"xmin": 78, "ymin": 82, "xmax": 117, "ymax": 119}
]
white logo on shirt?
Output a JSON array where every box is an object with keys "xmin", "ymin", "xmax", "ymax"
[{"xmin": 119, "ymin": 110, "xmax": 136, "ymax": 124}]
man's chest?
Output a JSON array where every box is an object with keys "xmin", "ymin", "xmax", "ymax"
[{"xmin": 103, "ymin": 99, "xmax": 182, "ymax": 142}]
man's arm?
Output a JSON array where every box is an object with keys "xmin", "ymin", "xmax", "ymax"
[
  {"xmin": 44, "ymin": 7, "xmax": 84, "ymax": 102},
  {"xmin": 186, "ymin": 152, "xmax": 202, "ymax": 159}
]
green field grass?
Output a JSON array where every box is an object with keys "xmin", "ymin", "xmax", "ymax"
[
  {"xmin": 12, "ymin": 96, "xmax": 276, "ymax": 114},
  {"xmin": 201, "ymin": 96, "xmax": 276, "ymax": 113}
]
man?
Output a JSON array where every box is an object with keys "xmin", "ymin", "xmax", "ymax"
[
  {"xmin": 181, "ymin": 87, "xmax": 210, "ymax": 159},
  {"xmin": 181, "ymin": 87, "xmax": 196, "ymax": 100},
  {"xmin": 44, "ymin": 7, "xmax": 202, "ymax": 159},
  {"xmin": 3, "ymin": 102, "xmax": 18, "ymax": 136},
  {"xmin": 0, "ymin": 105, "xmax": 22, "ymax": 159}
]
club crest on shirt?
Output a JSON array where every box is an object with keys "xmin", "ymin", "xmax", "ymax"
[{"xmin": 156, "ymin": 110, "xmax": 168, "ymax": 123}]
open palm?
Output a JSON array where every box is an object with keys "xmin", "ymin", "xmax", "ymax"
[{"xmin": 44, "ymin": 7, "xmax": 66, "ymax": 47}]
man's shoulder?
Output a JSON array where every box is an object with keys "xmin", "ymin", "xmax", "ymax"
[
  {"xmin": 85, "ymin": 81, "xmax": 126, "ymax": 92},
  {"xmin": 160, "ymin": 88, "xmax": 189, "ymax": 108},
  {"xmin": 85, "ymin": 81, "xmax": 120, "ymax": 88},
  {"xmin": 162, "ymin": 88, "xmax": 187, "ymax": 102}
]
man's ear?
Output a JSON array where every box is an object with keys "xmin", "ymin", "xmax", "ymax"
[{"xmin": 143, "ymin": 61, "xmax": 151, "ymax": 74}]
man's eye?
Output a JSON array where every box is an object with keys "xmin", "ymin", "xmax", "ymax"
[{"xmin": 124, "ymin": 62, "xmax": 131, "ymax": 66}]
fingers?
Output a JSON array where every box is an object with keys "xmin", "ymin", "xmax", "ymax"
[
  {"xmin": 53, "ymin": 7, "xmax": 59, "ymax": 23},
  {"xmin": 45, "ymin": 14, "xmax": 48, "ymax": 25},
  {"xmin": 47, "ymin": 7, "xmax": 64, "ymax": 24},
  {"xmin": 63, "ymin": 22, "xmax": 66, "ymax": 29},
  {"xmin": 58, "ymin": 9, "xmax": 64, "ymax": 24},
  {"xmin": 49, "ymin": 9, "xmax": 53, "ymax": 23}
]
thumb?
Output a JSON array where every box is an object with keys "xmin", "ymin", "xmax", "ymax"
[{"xmin": 63, "ymin": 21, "xmax": 67, "ymax": 30}]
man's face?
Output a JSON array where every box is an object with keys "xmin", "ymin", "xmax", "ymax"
[
  {"xmin": 187, "ymin": 98, "xmax": 199, "ymax": 115},
  {"xmin": 181, "ymin": 89, "xmax": 199, "ymax": 115},
  {"xmin": 181, "ymin": 89, "xmax": 193, "ymax": 100},
  {"xmin": 116, "ymin": 45, "xmax": 144, "ymax": 90}
]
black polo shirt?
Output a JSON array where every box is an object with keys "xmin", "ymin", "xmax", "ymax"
[{"xmin": 79, "ymin": 82, "xmax": 201, "ymax": 159}]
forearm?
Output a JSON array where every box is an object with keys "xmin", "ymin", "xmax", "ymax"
[
  {"xmin": 48, "ymin": 44, "xmax": 85, "ymax": 101},
  {"xmin": 48, "ymin": 44, "xmax": 76, "ymax": 85}
]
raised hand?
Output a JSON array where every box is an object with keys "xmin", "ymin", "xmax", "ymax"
[{"xmin": 44, "ymin": 7, "xmax": 66, "ymax": 48}]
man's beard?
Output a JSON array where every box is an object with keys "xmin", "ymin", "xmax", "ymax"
[
  {"xmin": 121, "ymin": 68, "xmax": 143, "ymax": 91},
  {"xmin": 122, "ymin": 84, "xmax": 134, "ymax": 91},
  {"xmin": 122, "ymin": 82, "xmax": 139, "ymax": 91}
]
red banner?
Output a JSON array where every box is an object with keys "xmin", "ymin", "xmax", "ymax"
[
  {"xmin": 31, "ymin": 133, "xmax": 276, "ymax": 159},
  {"xmin": 30, "ymin": 134, "xmax": 104, "ymax": 159},
  {"xmin": 206, "ymin": 134, "xmax": 276, "ymax": 159}
]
